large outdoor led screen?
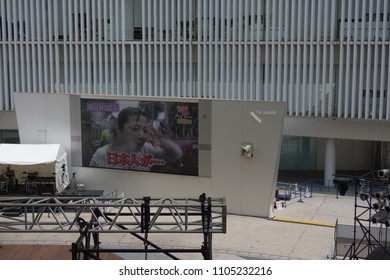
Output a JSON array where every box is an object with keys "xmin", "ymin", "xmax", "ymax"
[{"xmin": 81, "ymin": 98, "xmax": 198, "ymax": 176}]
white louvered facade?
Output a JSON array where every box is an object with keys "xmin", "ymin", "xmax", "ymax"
[{"xmin": 0, "ymin": 0, "xmax": 390, "ymax": 121}]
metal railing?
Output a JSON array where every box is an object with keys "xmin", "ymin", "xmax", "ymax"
[{"xmin": 276, "ymin": 182, "xmax": 312, "ymax": 204}]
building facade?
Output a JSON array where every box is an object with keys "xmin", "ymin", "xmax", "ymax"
[{"xmin": 0, "ymin": 0, "xmax": 390, "ymax": 182}]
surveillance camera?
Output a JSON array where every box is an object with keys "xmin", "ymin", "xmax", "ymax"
[
  {"xmin": 241, "ymin": 143, "xmax": 253, "ymax": 157},
  {"xmin": 242, "ymin": 145, "xmax": 252, "ymax": 153},
  {"xmin": 378, "ymin": 169, "xmax": 389, "ymax": 179}
]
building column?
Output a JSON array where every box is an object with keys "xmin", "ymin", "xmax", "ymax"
[{"xmin": 324, "ymin": 138, "xmax": 336, "ymax": 187}]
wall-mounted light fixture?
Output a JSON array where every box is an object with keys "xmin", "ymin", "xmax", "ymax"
[{"xmin": 333, "ymin": 176, "xmax": 353, "ymax": 196}]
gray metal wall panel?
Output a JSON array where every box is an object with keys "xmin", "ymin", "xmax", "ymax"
[{"xmin": 0, "ymin": 111, "xmax": 18, "ymax": 129}]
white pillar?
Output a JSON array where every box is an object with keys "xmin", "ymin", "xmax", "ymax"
[{"xmin": 324, "ymin": 138, "xmax": 336, "ymax": 187}]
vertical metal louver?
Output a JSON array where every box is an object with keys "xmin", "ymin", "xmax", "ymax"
[{"xmin": 0, "ymin": 0, "xmax": 389, "ymax": 120}]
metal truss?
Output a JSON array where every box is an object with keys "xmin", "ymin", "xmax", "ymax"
[
  {"xmin": 334, "ymin": 172, "xmax": 390, "ymax": 260},
  {"xmin": 0, "ymin": 195, "xmax": 226, "ymax": 234},
  {"xmin": 73, "ymin": 193, "xmax": 225, "ymax": 260}
]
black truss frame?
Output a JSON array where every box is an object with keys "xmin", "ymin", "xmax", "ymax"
[
  {"xmin": 71, "ymin": 193, "xmax": 215, "ymax": 260},
  {"xmin": 336, "ymin": 172, "xmax": 390, "ymax": 260}
]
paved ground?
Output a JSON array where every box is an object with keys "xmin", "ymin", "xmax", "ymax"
[{"xmin": 0, "ymin": 188, "xmax": 358, "ymax": 260}]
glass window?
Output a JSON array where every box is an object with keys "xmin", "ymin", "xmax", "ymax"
[{"xmin": 279, "ymin": 136, "xmax": 317, "ymax": 170}]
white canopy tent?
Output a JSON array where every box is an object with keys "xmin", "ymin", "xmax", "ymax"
[{"xmin": 0, "ymin": 144, "xmax": 69, "ymax": 193}]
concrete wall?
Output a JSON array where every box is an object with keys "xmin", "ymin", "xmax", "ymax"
[
  {"xmin": 13, "ymin": 93, "xmax": 285, "ymax": 218},
  {"xmin": 210, "ymin": 100, "xmax": 285, "ymax": 217},
  {"xmin": 283, "ymin": 116, "xmax": 390, "ymax": 142},
  {"xmin": 13, "ymin": 93, "xmax": 73, "ymax": 164}
]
